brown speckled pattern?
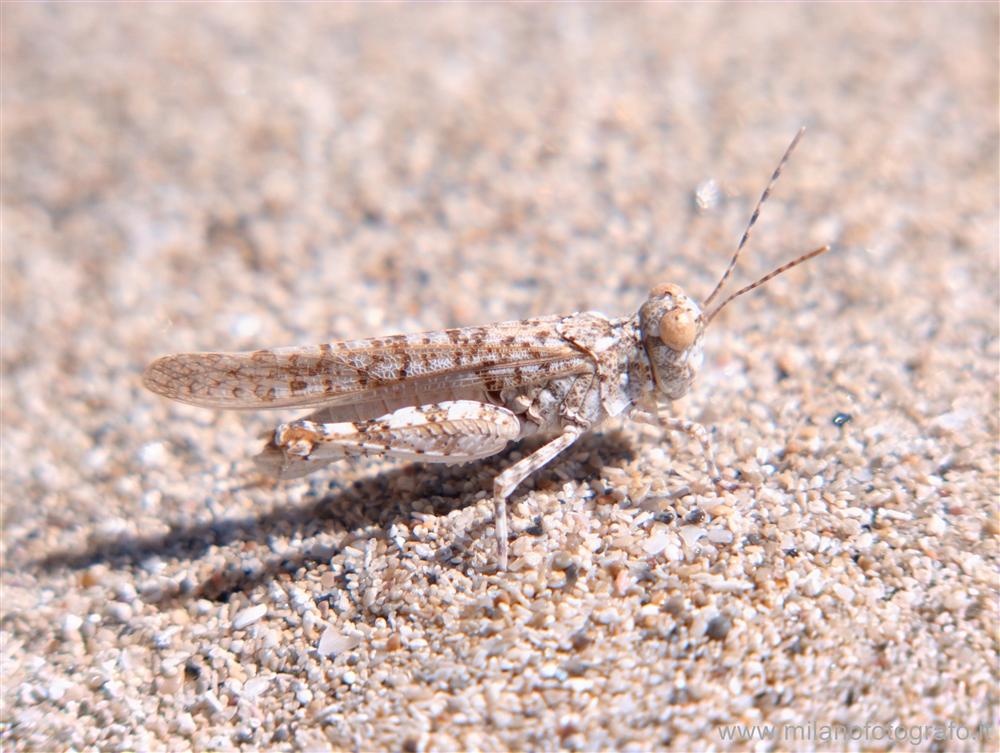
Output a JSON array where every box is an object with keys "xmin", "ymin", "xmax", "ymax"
[{"xmin": 3, "ymin": 4, "xmax": 997, "ymax": 751}]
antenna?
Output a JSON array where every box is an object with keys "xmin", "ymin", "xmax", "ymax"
[
  {"xmin": 705, "ymin": 244, "xmax": 831, "ymax": 324},
  {"xmin": 701, "ymin": 127, "xmax": 806, "ymax": 309}
]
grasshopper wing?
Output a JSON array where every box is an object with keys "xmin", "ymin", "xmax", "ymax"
[{"xmin": 143, "ymin": 317, "xmax": 593, "ymax": 420}]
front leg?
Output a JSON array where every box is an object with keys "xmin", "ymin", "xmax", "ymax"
[
  {"xmin": 660, "ymin": 416, "xmax": 735, "ymax": 492},
  {"xmin": 633, "ymin": 409, "xmax": 732, "ymax": 492},
  {"xmin": 492, "ymin": 429, "xmax": 582, "ymax": 570}
]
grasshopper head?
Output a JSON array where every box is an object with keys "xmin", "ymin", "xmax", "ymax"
[
  {"xmin": 638, "ymin": 283, "xmax": 705, "ymax": 400},
  {"xmin": 635, "ymin": 129, "xmax": 833, "ymax": 403}
]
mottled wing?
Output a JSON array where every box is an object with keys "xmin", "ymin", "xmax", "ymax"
[{"xmin": 143, "ymin": 316, "xmax": 592, "ymax": 413}]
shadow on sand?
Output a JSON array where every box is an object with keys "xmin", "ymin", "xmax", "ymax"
[{"xmin": 33, "ymin": 430, "xmax": 640, "ymax": 603}]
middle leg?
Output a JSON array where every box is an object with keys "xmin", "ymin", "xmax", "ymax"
[{"xmin": 492, "ymin": 428, "xmax": 583, "ymax": 570}]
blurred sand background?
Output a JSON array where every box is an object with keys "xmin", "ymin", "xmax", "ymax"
[{"xmin": 2, "ymin": 4, "xmax": 997, "ymax": 751}]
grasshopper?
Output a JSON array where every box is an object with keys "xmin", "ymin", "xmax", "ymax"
[{"xmin": 143, "ymin": 129, "xmax": 830, "ymax": 569}]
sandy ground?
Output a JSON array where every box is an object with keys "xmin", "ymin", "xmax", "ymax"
[{"xmin": 2, "ymin": 4, "xmax": 997, "ymax": 751}]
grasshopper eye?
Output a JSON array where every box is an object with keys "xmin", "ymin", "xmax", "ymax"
[{"xmin": 659, "ymin": 308, "xmax": 698, "ymax": 351}]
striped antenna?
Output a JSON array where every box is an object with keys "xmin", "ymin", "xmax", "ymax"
[
  {"xmin": 705, "ymin": 244, "xmax": 831, "ymax": 324},
  {"xmin": 701, "ymin": 127, "xmax": 806, "ymax": 309}
]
